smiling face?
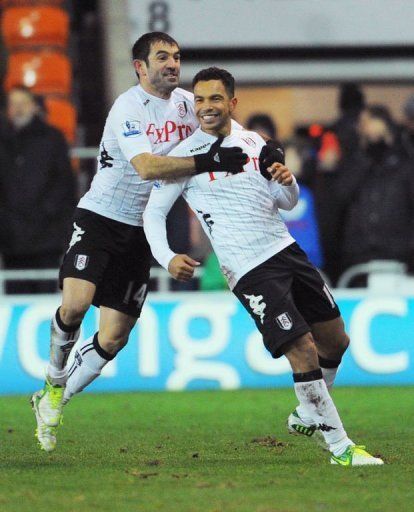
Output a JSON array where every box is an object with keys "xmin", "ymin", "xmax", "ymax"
[
  {"xmin": 194, "ymin": 79, "xmax": 237, "ymax": 136},
  {"xmin": 134, "ymin": 41, "xmax": 180, "ymax": 99}
]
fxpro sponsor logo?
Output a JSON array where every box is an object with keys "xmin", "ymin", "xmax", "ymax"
[{"xmin": 146, "ymin": 121, "xmax": 193, "ymax": 144}]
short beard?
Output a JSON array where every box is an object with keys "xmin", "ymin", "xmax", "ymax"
[{"xmin": 152, "ymin": 75, "xmax": 178, "ymax": 96}]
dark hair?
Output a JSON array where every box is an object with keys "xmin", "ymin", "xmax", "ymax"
[
  {"xmin": 246, "ymin": 114, "xmax": 277, "ymax": 139},
  {"xmin": 339, "ymin": 83, "xmax": 365, "ymax": 113},
  {"xmin": 192, "ymin": 67, "xmax": 235, "ymax": 98},
  {"xmin": 132, "ymin": 32, "xmax": 179, "ymax": 64}
]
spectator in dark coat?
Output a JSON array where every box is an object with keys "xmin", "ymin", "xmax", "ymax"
[
  {"xmin": 333, "ymin": 83, "xmax": 365, "ymax": 155},
  {"xmin": 302, "ymin": 85, "xmax": 365, "ymax": 284},
  {"xmin": 337, "ymin": 105, "xmax": 414, "ymax": 278},
  {"xmin": 0, "ymin": 114, "xmax": 10, "ymax": 254},
  {"xmin": 0, "ymin": 86, "xmax": 77, "ymax": 294},
  {"xmin": 399, "ymin": 95, "xmax": 414, "ymax": 161}
]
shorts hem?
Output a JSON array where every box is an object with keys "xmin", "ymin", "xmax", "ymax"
[
  {"xmin": 307, "ymin": 309, "xmax": 341, "ymax": 325},
  {"xmin": 59, "ymin": 272, "xmax": 100, "ymax": 290},
  {"xmin": 93, "ymin": 299, "xmax": 143, "ymax": 318},
  {"xmin": 267, "ymin": 325, "xmax": 311, "ymax": 359}
]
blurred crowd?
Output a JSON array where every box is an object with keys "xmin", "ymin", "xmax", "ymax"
[
  {"xmin": 281, "ymin": 84, "xmax": 414, "ymax": 286},
  {"xmin": 1, "ymin": 83, "xmax": 414, "ymax": 293},
  {"xmin": 0, "ymin": 86, "xmax": 76, "ymax": 293}
]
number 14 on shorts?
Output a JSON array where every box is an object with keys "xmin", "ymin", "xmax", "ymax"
[{"xmin": 123, "ymin": 282, "xmax": 147, "ymax": 308}]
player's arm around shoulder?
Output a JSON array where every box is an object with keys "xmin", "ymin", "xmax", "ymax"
[
  {"xmin": 131, "ymin": 151, "xmax": 196, "ymax": 181},
  {"xmin": 131, "ymin": 132, "xmax": 201, "ymax": 181},
  {"xmin": 108, "ymin": 90, "xmax": 195, "ymax": 181},
  {"xmin": 133, "ymin": 133, "xmax": 248, "ymax": 181}
]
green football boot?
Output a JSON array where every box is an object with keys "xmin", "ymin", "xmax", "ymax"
[
  {"xmin": 30, "ymin": 379, "xmax": 64, "ymax": 452},
  {"xmin": 331, "ymin": 445, "xmax": 384, "ymax": 466},
  {"xmin": 287, "ymin": 409, "xmax": 328, "ymax": 450}
]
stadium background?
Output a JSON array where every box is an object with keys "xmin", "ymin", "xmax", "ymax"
[
  {"xmin": 1, "ymin": 3, "xmax": 414, "ymax": 512},
  {"xmin": 1, "ymin": 0, "xmax": 414, "ymax": 393}
]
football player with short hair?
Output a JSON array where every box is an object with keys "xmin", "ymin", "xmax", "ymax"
[
  {"xmin": 31, "ymin": 33, "xmax": 250, "ymax": 452},
  {"xmin": 143, "ymin": 67, "xmax": 384, "ymax": 466}
]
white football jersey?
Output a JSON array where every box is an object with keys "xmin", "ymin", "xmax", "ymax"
[
  {"xmin": 143, "ymin": 128, "xmax": 299, "ymax": 289},
  {"xmin": 78, "ymin": 84, "xmax": 198, "ymax": 226}
]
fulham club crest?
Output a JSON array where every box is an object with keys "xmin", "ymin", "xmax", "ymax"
[
  {"xmin": 175, "ymin": 101, "xmax": 188, "ymax": 118},
  {"xmin": 75, "ymin": 254, "xmax": 89, "ymax": 271},
  {"xmin": 276, "ymin": 312, "xmax": 293, "ymax": 330}
]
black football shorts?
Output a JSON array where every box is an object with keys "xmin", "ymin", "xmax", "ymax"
[
  {"xmin": 59, "ymin": 208, "xmax": 151, "ymax": 317},
  {"xmin": 233, "ymin": 242, "xmax": 340, "ymax": 358}
]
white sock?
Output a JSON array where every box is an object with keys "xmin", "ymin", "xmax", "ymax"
[
  {"xmin": 295, "ymin": 404, "xmax": 314, "ymax": 427},
  {"xmin": 63, "ymin": 333, "xmax": 112, "ymax": 404},
  {"xmin": 321, "ymin": 366, "xmax": 338, "ymax": 390},
  {"xmin": 47, "ymin": 309, "xmax": 80, "ymax": 385},
  {"xmin": 295, "ymin": 359, "xmax": 340, "ymax": 424},
  {"xmin": 294, "ymin": 375, "xmax": 354, "ymax": 456}
]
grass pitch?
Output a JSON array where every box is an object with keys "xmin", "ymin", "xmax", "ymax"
[{"xmin": 0, "ymin": 387, "xmax": 413, "ymax": 512}]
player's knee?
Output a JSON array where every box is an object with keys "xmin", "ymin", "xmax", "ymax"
[
  {"xmin": 332, "ymin": 318, "xmax": 350, "ymax": 355},
  {"xmin": 60, "ymin": 301, "xmax": 89, "ymax": 326},
  {"xmin": 98, "ymin": 330, "xmax": 131, "ymax": 355},
  {"xmin": 99, "ymin": 337, "xmax": 128, "ymax": 356},
  {"xmin": 339, "ymin": 329, "xmax": 350, "ymax": 351},
  {"xmin": 313, "ymin": 317, "xmax": 350, "ymax": 358}
]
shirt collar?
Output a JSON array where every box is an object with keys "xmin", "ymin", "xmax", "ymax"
[
  {"xmin": 136, "ymin": 84, "xmax": 172, "ymax": 104},
  {"xmin": 195, "ymin": 127, "xmax": 233, "ymax": 142}
]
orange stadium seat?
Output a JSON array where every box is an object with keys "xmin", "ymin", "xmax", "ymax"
[
  {"xmin": 2, "ymin": 6, "xmax": 69, "ymax": 48},
  {"xmin": 4, "ymin": 51, "xmax": 72, "ymax": 94},
  {"xmin": 1, "ymin": 1, "xmax": 64, "ymax": 7},
  {"xmin": 44, "ymin": 97, "xmax": 77, "ymax": 144}
]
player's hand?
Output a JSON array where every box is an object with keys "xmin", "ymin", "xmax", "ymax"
[
  {"xmin": 194, "ymin": 136, "xmax": 248, "ymax": 174},
  {"xmin": 267, "ymin": 162, "xmax": 294, "ymax": 185},
  {"xmin": 168, "ymin": 254, "xmax": 200, "ymax": 281},
  {"xmin": 259, "ymin": 139, "xmax": 285, "ymax": 180}
]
